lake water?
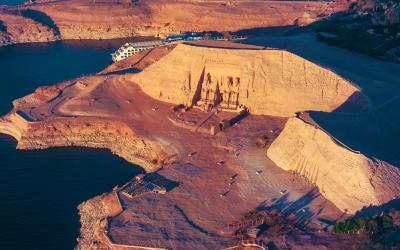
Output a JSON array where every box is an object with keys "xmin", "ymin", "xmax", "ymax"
[
  {"xmin": 0, "ymin": 0, "xmax": 26, "ymax": 5},
  {"xmin": 0, "ymin": 39, "xmax": 137, "ymax": 116},
  {"xmin": 0, "ymin": 0, "xmax": 26, "ymax": 6},
  {"xmin": 0, "ymin": 39, "xmax": 144, "ymax": 249}
]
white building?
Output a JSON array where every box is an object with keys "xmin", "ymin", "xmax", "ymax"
[{"xmin": 111, "ymin": 40, "xmax": 164, "ymax": 62}]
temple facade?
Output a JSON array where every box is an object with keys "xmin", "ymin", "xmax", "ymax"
[{"xmin": 197, "ymin": 66, "xmax": 241, "ymax": 111}]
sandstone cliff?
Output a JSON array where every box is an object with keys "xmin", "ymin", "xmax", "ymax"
[
  {"xmin": 0, "ymin": 12, "xmax": 57, "ymax": 45},
  {"xmin": 0, "ymin": 113, "xmax": 163, "ymax": 172},
  {"xmin": 267, "ymin": 117, "xmax": 400, "ymax": 213},
  {"xmin": 315, "ymin": 0, "xmax": 400, "ymax": 63},
  {"xmin": 0, "ymin": 78, "xmax": 167, "ymax": 172},
  {"xmin": 77, "ymin": 191, "xmax": 123, "ymax": 250},
  {"xmin": 0, "ymin": 112, "xmax": 29, "ymax": 141},
  {"xmin": 0, "ymin": 0, "xmax": 345, "ymax": 46},
  {"xmin": 129, "ymin": 44, "xmax": 362, "ymax": 117}
]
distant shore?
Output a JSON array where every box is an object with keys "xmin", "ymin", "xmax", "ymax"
[{"xmin": 0, "ymin": 0, "xmax": 345, "ymax": 47}]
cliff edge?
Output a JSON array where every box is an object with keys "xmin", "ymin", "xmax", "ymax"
[
  {"xmin": 267, "ymin": 117, "xmax": 400, "ymax": 213},
  {"xmin": 0, "ymin": 0, "xmax": 346, "ymax": 46}
]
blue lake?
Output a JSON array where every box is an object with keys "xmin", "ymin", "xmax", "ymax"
[
  {"xmin": 0, "ymin": 0, "xmax": 26, "ymax": 6},
  {"xmin": 0, "ymin": 39, "xmax": 144, "ymax": 249}
]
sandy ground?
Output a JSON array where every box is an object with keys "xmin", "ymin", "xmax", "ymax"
[
  {"xmin": 0, "ymin": 0, "xmax": 397, "ymax": 246},
  {"xmin": 4, "ymin": 38, "xmax": 393, "ymax": 249},
  {"xmin": 18, "ymin": 69, "xmax": 357, "ymax": 249}
]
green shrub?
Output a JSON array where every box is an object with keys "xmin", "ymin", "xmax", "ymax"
[{"xmin": 333, "ymin": 213, "xmax": 394, "ymax": 235}]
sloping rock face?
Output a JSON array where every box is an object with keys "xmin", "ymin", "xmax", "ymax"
[
  {"xmin": 130, "ymin": 44, "xmax": 362, "ymax": 117},
  {"xmin": 0, "ymin": 12, "xmax": 57, "ymax": 45},
  {"xmin": 0, "ymin": 0, "xmax": 346, "ymax": 46},
  {"xmin": 0, "ymin": 79, "xmax": 166, "ymax": 172},
  {"xmin": 315, "ymin": 0, "xmax": 400, "ymax": 62},
  {"xmin": 77, "ymin": 191, "xmax": 122, "ymax": 250},
  {"xmin": 267, "ymin": 118, "xmax": 400, "ymax": 213},
  {"xmin": 0, "ymin": 113, "xmax": 163, "ymax": 172}
]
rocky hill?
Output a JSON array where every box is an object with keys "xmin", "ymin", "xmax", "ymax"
[
  {"xmin": 315, "ymin": 0, "xmax": 400, "ymax": 62},
  {"xmin": 0, "ymin": 0, "xmax": 345, "ymax": 46},
  {"xmin": 267, "ymin": 117, "xmax": 400, "ymax": 213},
  {"xmin": 1, "ymin": 39, "xmax": 399, "ymax": 248},
  {"xmin": 129, "ymin": 43, "xmax": 363, "ymax": 117},
  {"xmin": 127, "ymin": 43, "xmax": 400, "ymax": 213},
  {"xmin": 0, "ymin": 11, "xmax": 57, "ymax": 45}
]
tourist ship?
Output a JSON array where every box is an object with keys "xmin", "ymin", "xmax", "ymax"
[
  {"xmin": 111, "ymin": 40, "xmax": 164, "ymax": 62},
  {"xmin": 111, "ymin": 32, "xmax": 245, "ymax": 62}
]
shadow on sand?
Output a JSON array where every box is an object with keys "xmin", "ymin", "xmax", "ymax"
[
  {"xmin": 355, "ymin": 198, "xmax": 400, "ymax": 218},
  {"xmin": 306, "ymin": 89, "xmax": 400, "ymax": 166},
  {"xmin": 20, "ymin": 9, "xmax": 61, "ymax": 36},
  {"xmin": 257, "ymin": 188, "xmax": 351, "ymax": 230},
  {"xmin": 103, "ymin": 68, "xmax": 142, "ymax": 75},
  {"xmin": 256, "ymin": 188, "xmax": 329, "ymax": 228}
]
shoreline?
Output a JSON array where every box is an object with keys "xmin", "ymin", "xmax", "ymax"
[
  {"xmin": 1, "ymin": 37, "xmax": 399, "ymax": 248},
  {"xmin": 0, "ymin": 35, "xmax": 163, "ymax": 48},
  {"xmin": 0, "ymin": 0, "xmax": 346, "ymax": 49},
  {"xmin": 0, "ymin": 110, "xmax": 165, "ymax": 172}
]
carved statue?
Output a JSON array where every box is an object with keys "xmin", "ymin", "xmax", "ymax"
[
  {"xmin": 206, "ymin": 73, "xmax": 212, "ymax": 86},
  {"xmin": 227, "ymin": 77, "xmax": 234, "ymax": 88},
  {"xmin": 198, "ymin": 72, "xmax": 241, "ymax": 110}
]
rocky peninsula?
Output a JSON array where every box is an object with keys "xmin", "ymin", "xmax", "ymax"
[{"xmin": 1, "ymin": 38, "xmax": 400, "ymax": 248}]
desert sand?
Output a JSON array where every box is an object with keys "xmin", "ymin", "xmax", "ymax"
[
  {"xmin": 1, "ymin": 36, "xmax": 399, "ymax": 249},
  {"xmin": 0, "ymin": 0, "xmax": 348, "ymax": 46}
]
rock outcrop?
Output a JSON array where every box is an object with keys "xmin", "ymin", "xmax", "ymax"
[
  {"xmin": 1, "ymin": 113, "xmax": 163, "ymax": 171},
  {"xmin": 77, "ymin": 191, "xmax": 123, "ymax": 250},
  {"xmin": 0, "ymin": 0, "xmax": 346, "ymax": 46},
  {"xmin": 314, "ymin": 0, "xmax": 400, "ymax": 62},
  {"xmin": 1, "ymin": 39, "xmax": 399, "ymax": 248},
  {"xmin": 0, "ymin": 112, "xmax": 29, "ymax": 141},
  {"xmin": 130, "ymin": 44, "xmax": 362, "ymax": 117},
  {"xmin": 0, "ymin": 12, "xmax": 57, "ymax": 45},
  {"xmin": 267, "ymin": 117, "xmax": 400, "ymax": 213},
  {"xmin": 20, "ymin": 117, "xmax": 162, "ymax": 171},
  {"xmin": 0, "ymin": 80, "xmax": 166, "ymax": 172}
]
